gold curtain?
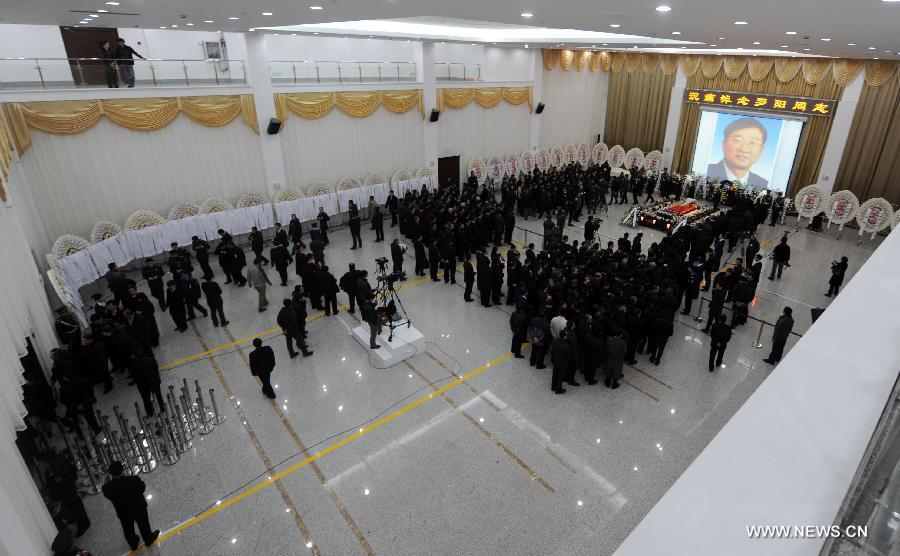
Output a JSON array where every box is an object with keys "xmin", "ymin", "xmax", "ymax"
[
  {"xmin": 659, "ymin": 55, "xmax": 679, "ymax": 75},
  {"xmin": 0, "ymin": 114, "xmax": 12, "ymax": 179},
  {"xmin": 610, "ymin": 52, "xmax": 626, "ymax": 73},
  {"xmin": 542, "ymin": 49, "xmax": 558, "ymax": 71},
  {"xmin": 864, "ymin": 60, "xmax": 896, "ymax": 87},
  {"xmin": 723, "ymin": 56, "xmax": 747, "ymax": 80},
  {"xmin": 3, "ymin": 95, "xmax": 258, "ymax": 155},
  {"xmin": 275, "ymin": 90, "xmax": 424, "ymax": 124},
  {"xmin": 559, "ymin": 50, "xmax": 575, "ymax": 71},
  {"xmin": 700, "ymin": 56, "xmax": 724, "ymax": 78},
  {"xmin": 641, "ymin": 53, "xmax": 659, "ymax": 73},
  {"xmin": 671, "ymin": 69, "xmax": 843, "ymax": 196},
  {"xmin": 747, "ymin": 58, "xmax": 775, "ymax": 81},
  {"xmin": 574, "ymin": 51, "xmax": 590, "ymax": 71},
  {"xmin": 802, "ymin": 58, "xmax": 831, "ymax": 85},
  {"xmin": 604, "ymin": 65, "xmax": 675, "ymax": 152},
  {"xmin": 835, "ymin": 71, "xmax": 900, "ymax": 204},
  {"xmin": 589, "ymin": 52, "xmax": 602, "ymax": 72},
  {"xmin": 831, "ymin": 59, "xmax": 863, "ymax": 86},
  {"xmin": 599, "ymin": 52, "xmax": 612, "ymax": 72},
  {"xmin": 437, "ymin": 87, "xmax": 532, "ymax": 112}
]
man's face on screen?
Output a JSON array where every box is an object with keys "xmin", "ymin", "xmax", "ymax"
[{"xmin": 722, "ymin": 126, "xmax": 765, "ymax": 175}]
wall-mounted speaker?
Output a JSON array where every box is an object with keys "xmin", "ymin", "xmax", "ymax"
[
  {"xmin": 266, "ymin": 118, "xmax": 282, "ymax": 135},
  {"xmin": 597, "ymin": 134, "xmax": 602, "ymax": 144},
  {"xmin": 535, "ymin": 102, "xmax": 545, "ymax": 114},
  {"xmin": 429, "ymin": 109, "xmax": 440, "ymax": 122}
]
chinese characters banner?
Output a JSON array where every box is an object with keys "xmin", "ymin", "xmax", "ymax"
[{"xmin": 684, "ymin": 89, "xmax": 835, "ymax": 117}]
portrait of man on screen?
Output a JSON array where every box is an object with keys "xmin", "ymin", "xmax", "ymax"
[{"xmin": 707, "ymin": 117, "xmax": 769, "ymax": 188}]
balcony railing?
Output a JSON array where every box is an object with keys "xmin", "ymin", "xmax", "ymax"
[
  {"xmin": 0, "ymin": 57, "xmax": 246, "ymax": 91},
  {"xmin": 435, "ymin": 62, "xmax": 482, "ymax": 82},
  {"xmin": 270, "ymin": 61, "xmax": 418, "ymax": 84}
]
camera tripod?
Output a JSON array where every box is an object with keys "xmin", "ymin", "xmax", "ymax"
[{"xmin": 373, "ymin": 263, "xmax": 411, "ymax": 342}]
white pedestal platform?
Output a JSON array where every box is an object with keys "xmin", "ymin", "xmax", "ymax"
[{"xmin": 351, "ymin": 324, "xmax": 425, "ymax": 368}]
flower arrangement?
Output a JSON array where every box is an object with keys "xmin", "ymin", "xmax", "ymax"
[
  {"xmin": 794, "ymin": 185, "xmax": 826, "ymax": 218},
  {"xmin": 199, "ymin": 197, "xmax": 234, "ymax": 214},
  {"xmin": 52, "ymin": 234, "xmax": 90, "ymax": 260},
  {"xmin": 392, "ymin": 169, "xmax": 414, "ymax": 185},
  {"xmin": 466, "ymin": 159, "xmax": 486, "ymax": 184},
  {"xmin": 592, "ymin": 143, "xmax": 609, "ymax": 166},
  {"xmin": 827, "ymin": 190, "xmax": 860, "ymax": 226},
  {"xmin": 550, "ymin": 146, "xmax": 564, "ymax": 169},
  {"xmin": 415, "ymin": 168, "xmax": 434, "ymax": 180},
  {"xmin": 307, "ymin": 183, "xmax": 334, "ymax": 197},
  {"xmin": 536, "ymin": 149, "xmax": 551, "ymax": 172},
  {"xmin": 563, "ymin": 144, "xmax": 577, "ymax": 165},
  {"xmin": 90, "ymin": 220, "xmax": 122, "ymax": 243},
  {"xmin": 625, "ymin": 147, "xmax": 645, "ymax": 169},
  {"xmin": 521, "ymin": 150, "xmax": 535, "ymax": 174},
  {"xmin": 608, "ymin": 145, "xmax": 626, "ymax": 168},
  {"xmin": 856, "ymin": 197, "xmax": 894, "ymax": 234},
  {"xmin": 237, "ymin": 191, "xmax": 268, "ymax": 208},
  {"xmin": 487, "ymin": 155, "xmax": 505, "ymax": 181},
  {"xmin": 274, "ymin": 187, "xmax": 304, "ymax": 203},
  {"xmin": 337, "ymin": 177, "xmax": 362, "ymax": 191},
  {"xmin": 505, "ymin": 154, "xmax": 520, "ymax": 177},
  {"xmin": 645, "ymin": 150, "xmax": 663, "ymax": 174},
  {"xmin": 125, "ymin": 210, "xmax": 166, "ymax": 230},
  {"xmin": 167, "ymin": 202, "xmax": 200, "ymax": 220},
  {"xmin": 576, "ymin": 143, "xmax": 591, "ymax": 167},
  {"xmin": 365, "ymin": 174, "xmax": 387, "ymax": 187}
]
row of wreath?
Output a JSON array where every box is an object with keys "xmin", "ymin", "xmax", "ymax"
[
  {"xmin": 467, "ymin": 144, "xmax": 660, "ymax": 185},
  {"xmin": 792, "ymin": 185, "xmax": 899, "ymax": 236}
]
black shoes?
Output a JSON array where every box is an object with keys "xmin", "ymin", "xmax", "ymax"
[
  {"xmin": 553, "ymin": 389, "xmax": 566, "ymax": 395},
  {"xmin": 146, "ymin": 530, "xmax": 160, "ymax": 547},
  {"xmin": 568, "ymin": 381, "xmax": 580, "ymax": 387},
  {"xmin": 513, "ymin": 354, "xmax": 525, "ymax": 359},
  {"xmin": 763, "ymin": 358, "xmax": 775, "ymax": 364},
  {"xmin": 302, "ymin": 351, "xmax": 314, "ymax": 357},
  {"xmin": 370, "ymin": 344, "xmax": 381, "ymax": 349},
  {"xmin": 289, "ymin": 352, "xmax": 298, "ymax": 359}
]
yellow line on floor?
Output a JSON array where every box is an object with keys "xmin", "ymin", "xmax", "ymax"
[
  {"xmin": 159, "ymin": 276, "xmax": 430, "ymax": 371},
  {"xmin": 132, "ymin": 349, "xmax": 513, "ymax": 550}
]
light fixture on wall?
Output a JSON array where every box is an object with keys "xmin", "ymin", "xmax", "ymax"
[
  {"xmin": 309, "ymin": 5, "xmax": 323, "ymax": 9},
  {"xmin": 520, "ymin": 12, "xmax": 533, "ymax": 18},
  {"xmin": 262, "ymin": 11, "xmax": 273, "ymax": 15},
  {"xmin": 655, "ymin": 5, "xmax": 672, "ymax": 12}
]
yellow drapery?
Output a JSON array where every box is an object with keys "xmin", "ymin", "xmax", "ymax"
[
  {"xmin": 747, "ymin": 58, "xmax": 775, "ymax": 81},
  {"xmin": 437, "ymin": 87, "xmax": 532, "ymax": 112},
  {"xmin": 624, "ymin": 53, "xmax": 643, "ymax": 74},
  {"xmin": 604, "ymin": 64, "xmax": 676, "ymax": 152},
  {"xmin": 542, "ymin": 49, "xmax": 559, "ymax": 71},
  {"xmin": 559, "ymin": 50, "xmax": 575, "ymax": 71},
  {"xmin": 722, "ymin": 56, "xmax": 747, "ymax": 80},
  {"xmin": 0, "ymin": 114, "xmax": 13, "ymax": 180},
  {"xmin": 274, "ymin": 90, "xmax": 424, "ymax": 124},
  {"xmin": 3, "ymin": 95, "xmax": 259, "ymax": 155}
]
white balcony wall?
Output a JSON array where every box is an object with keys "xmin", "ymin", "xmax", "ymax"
[
  {"xmin": 0, "ymin": 24, "xmax": 73, "ymax": 85},
  {"xmin": 482, "ymin": 47, "xmax": 534, "ymax": 82},
  {"xmin": 116, "ymin": 29, "xmax": 248, "ymax": 85}
]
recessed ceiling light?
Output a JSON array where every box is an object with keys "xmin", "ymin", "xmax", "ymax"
[
  {"xmin": 609, "ymin": 23, "xmax": 620, "ymax": 28},
  {"xmin": 105, "ymin": 1, "xmax": 119, "ymax": 4},
  {"xmin": 186, "ymin": 22, "xmax": 194, "ymax": 26},
  {"xmin": 159, "ymin": 26, "xmax": 166, "ymax": 29},
  {"xmin": 601, "ymin": 42, "xmax": 608, "ymax": 46},
  {"xmin": 204, "ymin": 20, "xmax": 213, "ymax": 23},
  {"xmin": 874, "ymin": 57, "xmax": 879, "ymax": 60},
  {"xmin": 780, "ymin": 45, "xmax": 788, "ymax": 48},
  {"xmin": 869, "ymin": 46, "xmax": 877, "ymax": 50},
  {"xmin": 89, "ymin": 14, "xmax": 99, "ymax": 17},
  {"xmin": 752, "ymin": 41, "xmax": 760, "ymax": 45},
  {"xmin": 718, "ymin": 37, "xmax": 725, "ymax": 40},
  {"xmin": 821, "ymin": 38, "xmax": 831, "ymax": 42},
  {"xmin": 97, "ymin": 9, "xmax": 107, "ymax": 12},
  {"xmin": 848, "ymin": 43, "xmax": 856, "ymax": 46},
  {"xmin": 524, "ymin": 44, "xmax": 529, "ymax": 48},
  {"xmin": 885, "ymin": 50, "xmax": 892, "ymax": 53},
  {"xmin": 734, "ymin": 21, "xmax": 748, "ymax": 25},
  {"xmin": 672, "ymin": 31, "xmax": 681, "ymax": 35},
  {"xmin": 309, "ymin": 5, "xmax": 323, "ymax": 9},
  {"xmin": 655, "ymin": 5, "xmax": 672, "ymax": 12},
  {"xmin": 785, "ymin": 31, "xmax": 797, "ymax": 35},
  {"xmin": 803, "ymin": 48, "xmax": 811, "ymax": 51},
  {"xmin": 228, "ymin": 16, "xmax": 238, "ymax": 20},
  {"xmin": 520, "ymin": 12, "xmax": 533, "ymax": 18},
  {"xmin": 171, "ymin": 24, "xmax": 178, "ymax": 27},
  {"xmin": 680, "ymin": 46, "xmax": 686, "ymax": 49},
  {"xmin": 313, "ymin": 32, "xmax": 319, "ymax": 34},
  {"xmin": 249, "ymin": 28, "xmax": 255, "ymax": 31},
  {"xmin": 710, "ymin": 44, "xmax": 717, "ymax": 47},
  {"xmin": 261, "ymin": 12, "xmax": 273, "ymax": 16}
]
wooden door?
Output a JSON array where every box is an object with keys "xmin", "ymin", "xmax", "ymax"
[
  {"xmin": 438, "ymin": 155, "xmax": 460, "ymax": 193},
  {"xmin": 59, "ymin": 26, "xmax": 120, "ymax": 85}
]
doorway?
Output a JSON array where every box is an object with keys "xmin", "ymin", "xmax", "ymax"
[
  {"xmin": 438, "ymin": 155, "xmax": 460, "ymax": 193},
  {"xmin": 59, "ymin": 26, "xmax": 120, "ymax": 86}
]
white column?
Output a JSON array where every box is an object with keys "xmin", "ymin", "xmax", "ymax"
[
  {"xmin": 244, "ymin": 33, "xmax": 286, "ymax": 197},
  {"xmin": 421, "ymin": 42, "xmax": 438, "ymax": 172},
  {"xmin": 661, "ymin": 65, "xmax": 688, "ymax": 169},
  {"xmin": 528, "ymin": 49, "xmax": 543, "ymax": 151},
  {"xmin": 815, "ymin": 71, "xmax": 864, "ymax": 195}
]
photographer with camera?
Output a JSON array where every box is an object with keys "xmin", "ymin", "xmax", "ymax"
[{"xmin": 826, "ymin": 256, "xmax": 849, "ymax": 297}]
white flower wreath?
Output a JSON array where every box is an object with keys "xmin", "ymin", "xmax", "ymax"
[
  {"xmin": 645, "ymin": 150, "xmax": 663, "ymax": 174},
  {"xmin": 274, "ymin": 187, "xmax": 304, "ymax": 203},
  {"xmin": 167, "ymin": 202, "xmax": 200, "ymax": 220},
  {"xmin": 415, "ymin": 168, "xmax": 434, "ymax": 179},
  {"xmin": 563, "ymin": 144, "xmax": 577, "ymax": 165},
  {"xmin": 592, "ymin": 143, "xmax": 609, "ymax": 166},
  {"xmin": 199, "ymin": 197, "xmax": 234, "ymax": 214},
  {"xmin": 237, "ymin": 192, "xmax": 268, "ymax": 208},
  {"xmin": 520, "ymin": 150, "xmax": 535, "ymax": 174},
  {"xmin": 487, "ymin": 155, "xmax": 505, "ymax": 181},
  {"xmin": 625, "ymin": 147, "xmax": 645, "ymax": 169},
  {"xmin": 52, "ymin": 234, "xmax": 90, "ymax": 260},
  {"xmin": 550, "ymin": 146, "xmax": 564, "ymax": 169},
  {"xmin": 467, "ymin": 159, "xmax": 487, "ymax": 184},
  {"xmin": 856, "ymin": 197, "xmax": 894, "ymax": 234},
  {"xmin": 337, "ymin": 177, "xmax": 362, "ymax": 191},
  {"xmin": 505, "ymin": 154, "xmax": 520, "ymax": 177},
  {"xmin": 391, "ymin": 170, "xmax": 414, "ymax": 185},
  {"xmin": 826, "ymin": 190, "xmax": 860, "ymax": 226},
  {"xmin": 794, "ymin": 185, "xmax": 827, "ymax": 219},
  {"xmin": 125, "ymin": 210, "xmax": 166, "ymax": 230},
  {"xmin": 535, "ymin": 149, "xmax": 551, "ymax": 172},
  {"xmin": 608, "ymin": 145, "xmax": 626, "ymax": 168},
  {"xmin": 576, "ymin": 143, "xmax": 591, "ymax": 167},
  {"xmin": 307, "ymin": 182, "xmax": 334, "ymax": 197},
  {"xmin": 365, "ymin": 174, "xmax": 387, "ymax": 187},
  {"xmin": 90, "ymin": 220, "xmax": 122, "ymax": 243}
]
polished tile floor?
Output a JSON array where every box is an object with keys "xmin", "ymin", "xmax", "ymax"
[{"xmin": 76, "ymin": 202, "xmax": 884, "ymax": 555}]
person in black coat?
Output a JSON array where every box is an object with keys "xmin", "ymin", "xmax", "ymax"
[
  {"xmin": 527, "ymin": 313, "xmax": 550, "ymax": 369},
  {"xmin": 708, "ymin": 314, "xmax": 732, "ymax": 371},
  {"xmin": 703, "ymin": 282, "xmax": 727, "ymax": 333},
  {"xmin": 131, "ymin": 354, "xmax": 164, "ymax": 416},
  {"xmin": 230, "ymin": 245, "xmax": 248, "ymax": 286},
  {"xmin": 681, "ymin": 271, "xmax": 700, "ymax": 315},
  {"xmin": 582, "ymin": 332, "xmax": 603, "ymax": 385},
  {"xmin": 646, "ymin": 310, "xmax": 674, "ymax": 365},
  {"xmin": 826, "ymin": 256, "xmax": 849, "ymax": 297},
  {"xmin": 102, "ymin": 461, "xmax": 159, "ymax": 550},
  {"xmin": 141, "ymin": 259, "xmax": 167, "ymax": 310},
  {"xmin": 339, "ymin": 263, "xmax": 360, "ymax": 313},
  {"xmin": 249, "ymin": 338, "xmax": 277, "ymax": 398},
  {"xmin": 509, "ymin": 307, "xmax": 528, "ymax": 358},
  {"xmin": 441, "ymin": 231, "xmax": 457, "ymax": 284},
  {"xmin": 80, "ymin": 333, "xmax": 113, "ymax": 392},
  {"xmin": 764, "ymin": 307, "xmax": 795, "ymax": 364},
  {"xmin": 490, "ymin": 255, "xmax": 504, "ymax": 304},
  {"xmin": 318, "ymin": 265, "xmax": 340, "ymax": 316},
  {"xmin": 249, "ymin": 226, "xmax": 270, "ymax": 265},
  {"xmin": 463, "ymin": 255, "xmax": 476, "ymax": 302},
  {"xmin": 47, "ymin": 453, "xmax": 91, "ymax": 537},
  {"xmin": 348, "ymin": 201, "xmax": 362, "ymax": 249},
  {"xmin": 122, "ymin": 309, "xmax": 153, "ymax": 355},
  {"xmin": 288, "ymin": 214, "xmax": 303, "ymax": 245},
  {"xmin": 428, "ymin": 240, "xmax": 440, "ymax": 281},
  {"xmin": 768, "ymin": 235, "xmax": 791, "ymax": 280},
  {"xmin": 551, "ymin": 330, "xmax": 572, "ymax": 394},
  {"xmin": 59, "ymin": 373, "xmax": 101, "ymax": 435},
  {"xmin": 316, "ymin": 207, "xmax": 330, "ymax": 245},
  {"xmin": 270, "ymin": 244, "xmax": 293, "ymax": 286},
  {"xmin": 476, "ymin": 251, "xmax": 492, "ymax": 307},
  {"xmin": 309, "ymin": 232, "xmax": 325, "ymax": 267},
  {"xmin": 371, "ymin": 205, "xmax": 385, "ymax": 242},
  {"xmin": 390, "ymin": 239, "xmax": 405, "ymax": 278},
  {"xmin": 181, "ymin": 272, "xmax": 208, "ymax": 319},
  {"xmin": 201, "ymin": 278, "xmax": 227, "ymax": 327},
  {"xmin": 413, "ymin": 237, "xmax": 428, "ymax": 276},
  {"xmin": 165, "ymin": 280, "xmax": 188, "ymax": 332},
  {"xmin": 277, "ymin": 299, "xmax": 312, "ymax": 357},
  {"xmin": 101, "ymin": 326, "xmax": 144, "ymax": 374},
  {"xmin": 214, "ymin": 240, "xmax": 234, "ymax": 284},
  {"xmin": 190, "ymin": 236, "xmax": 214, "ymax": 281}
]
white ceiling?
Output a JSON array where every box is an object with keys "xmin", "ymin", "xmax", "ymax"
[{"xmin": 1, "ymin": 0, "xmax": 899, "ymax": 59}]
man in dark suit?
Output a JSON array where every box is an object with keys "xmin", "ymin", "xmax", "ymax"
[
  {"xmin": 463, "ymin": 254, "xmax": 476, "ymax": 302},
  {"xmin": 277, "ymin": 299, "xmax": 313, "ymax": 358},
  {"xmin": 708, "ymin": 314, "xmax": 732, "ymax": 372},
  {"xmin": 101, "ymin": 461, "xmax": 159, "ymax": 550},
  {"xmin": 249, "ymin": 338, "xmax": 277, "ymax": 398},
  {"xmin": 201, "ymin": 277, "xmax": 228, "ymax": 327},
  {"xmin": 707, "ymin": 117, "xmax": 769, "ymax": 189}
]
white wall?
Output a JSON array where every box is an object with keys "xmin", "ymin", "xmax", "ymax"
[
  {"xmin": 438, "ymin": 101, "xmax": 532, "ymax": 178},
  {"xmin": 482, "ymin": 47, "xmax": 534, "ymax": 82},
  {"xmin": 539, "ymin": 66, "xmax": 608, "ymax": 148},
  {"xmin": 116, "ymin": 29, "xmax": 248, "ymax": 84},
  {"xmin": 280, "ymin": 107, "xmax": 425, "ymax": 189},
  {"xmin": 0, "ymin": 24, "xmax": 73, "ymax": 85}
]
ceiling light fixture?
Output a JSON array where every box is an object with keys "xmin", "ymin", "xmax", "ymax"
[
  {"xmin": 97, "ymin": 9, "xmax": 108, "ymax": 12},
  {"xmin": 159, "ymin": 26, "xmax": 166, "ymax": 29},
  {"xmin": 655, "ymin": 5, "xmax": 672, "ymax": 11},
  {"xmin": 752, "ymin": 41, "xmax": 760, "ymax": 45},
  {"xmin": 734, "ymin": 21, "xmax": 748, "ymax": 25},
  {"xmin": 228, "ymin": 16, "xmax": 239, "ymax": 20},
  {"xmin": 89, "ymin": 14, "xmax": 99, "ymax": 17},
  {"xmin": 520, "ymin": 12, "xmax": 533, "ymax": 18},
  {"xmin": 524, "ymin": 44, "xmax": 529, "ymax": 48},
  {"xmin": 710, "ymin": 44, "xmax": 717, "ymax": 47},
  {"xmin": 821, "ymin": 38, "xmax": 831, "ymax": 41},
  {"xmin": 785, "ymin": 31, "xmax": 797, "ymax": 35},
  {"xmin": 868, "ymin": 46, "xmax": 877, "ymax": 50},
  {"xmin": 171, "ymin": 24, "xmax": 178, "ymax": 27},
  {"xmin": 609, "ymin": 23, "xmax": 620, "ymax": 28},
  {"xmin": 309, "ymin": 5, "xmax": 323, "ymax": 9},
  {"xmin": 105, "ymin": 1, "xmax": 119, "ymax": 4},
  {"xmin": 803, "ymin": 48, "xmax": 811, "ymax": 51},
  {"xmin": 204, "ymin": 20, "xmax": 214, "ymax": 23},
  {"xmin": 671, "ymin": 31, "xmax": 681, "ymax": 35},
  {"xmin": 780, "ymin": 45, "xmax": 788, "ymax": 48},
  {"xmin": 847, "ymin": 43, "xmax": 856, "ymax": 46},
  {"xmin": 718, "ymin": 37, "xmax": 725, "ymax": 40},
  {"xmin": 186, "ymin": 22, "xmax": 194, "ymax": 26},
  {"xmin": 262, "ymin": 12, "xmax": 273, "ymax": 16}
]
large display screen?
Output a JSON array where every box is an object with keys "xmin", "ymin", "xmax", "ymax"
[{"xmin": 690, "ymin": 110, "xmax": 805, "ymax": 194}]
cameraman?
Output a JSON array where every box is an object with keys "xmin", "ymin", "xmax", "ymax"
[{"xmin": 825, "ymin": 256, "xmax": 848, "ymax": 297}]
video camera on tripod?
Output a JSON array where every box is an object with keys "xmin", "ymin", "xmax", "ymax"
[{"xmin": 375, "ymin": 256, "xmax": 405, "ymax": 285}]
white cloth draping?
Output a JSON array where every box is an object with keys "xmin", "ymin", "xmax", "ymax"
[{"xmin": 539, "ymin": 67, "xmax": 609, "ymax": 148}]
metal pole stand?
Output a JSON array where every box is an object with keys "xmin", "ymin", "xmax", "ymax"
[
  {"xmin": 209, "ymin": 388, "xmax": 227, "ymax": 425},
  {"xmin": 753, "ymin": 320, "xmax": 765, "ymax": 349},
  {"xmin": 194, "ymin": 380, "xmax": 215, "ymax": 435}
]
